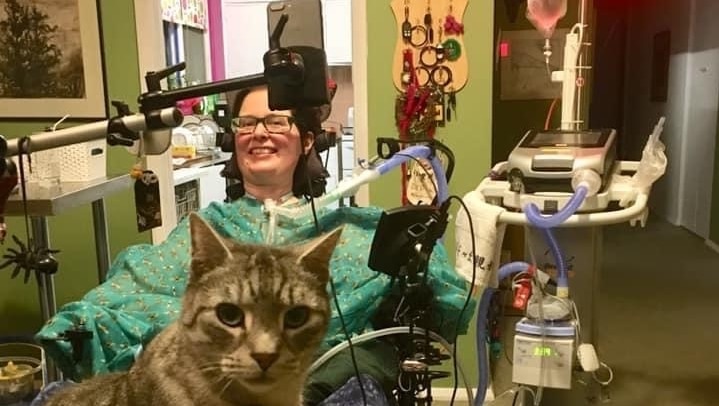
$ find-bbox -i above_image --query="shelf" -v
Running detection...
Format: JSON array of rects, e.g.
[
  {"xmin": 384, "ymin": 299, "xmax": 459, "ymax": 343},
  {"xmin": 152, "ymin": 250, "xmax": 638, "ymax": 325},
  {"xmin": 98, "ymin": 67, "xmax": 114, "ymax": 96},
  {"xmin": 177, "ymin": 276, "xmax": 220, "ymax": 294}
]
[{"xmin": 4, "ymin": 175, "xmax": 132, "ymax": 217}]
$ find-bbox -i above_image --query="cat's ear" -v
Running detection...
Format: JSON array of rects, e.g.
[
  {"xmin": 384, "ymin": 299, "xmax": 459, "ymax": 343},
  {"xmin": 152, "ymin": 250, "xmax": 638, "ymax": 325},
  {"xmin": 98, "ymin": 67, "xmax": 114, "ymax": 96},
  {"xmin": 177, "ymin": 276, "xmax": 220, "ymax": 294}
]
[
  {"xmin": 188, "ymin": 212, "xmax": 233, "ymax": 277},
  {"xmin": 295, "ymin": 227, "xmax": 343, "ymax": 284}
]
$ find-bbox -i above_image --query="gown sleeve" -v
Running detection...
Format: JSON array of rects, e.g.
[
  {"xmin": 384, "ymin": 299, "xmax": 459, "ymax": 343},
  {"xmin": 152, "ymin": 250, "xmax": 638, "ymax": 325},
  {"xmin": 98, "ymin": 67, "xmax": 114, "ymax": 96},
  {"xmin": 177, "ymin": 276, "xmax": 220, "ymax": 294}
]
[{"xmin": 36, "ymin": 211, "xmax": 202, "ymax": 379}]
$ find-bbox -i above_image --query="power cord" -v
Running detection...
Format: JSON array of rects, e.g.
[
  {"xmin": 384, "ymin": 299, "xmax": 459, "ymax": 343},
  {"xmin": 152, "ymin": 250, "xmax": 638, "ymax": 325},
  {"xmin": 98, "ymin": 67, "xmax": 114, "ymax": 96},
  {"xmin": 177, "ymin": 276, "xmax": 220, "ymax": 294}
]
[
  {"xmin": 303, "ymin": 150, "xmax": 367, "ymax": 406},
  {"xmin": 324, "ymin": 148, "xmax": 331, "ymax": 170},
  {"xmin": 511, "ymin": 386, "xmax": 536, "ymax": 406},
  {"xmin": 383, "ymin": 152, "xmax": 476, "ymax": 405},
  {"xmin": 571, "ymin": 300, "xmax": 614, "ymax": 387},
  {"xmin": 447, "ymin": 195, "xmax": 477, "ymax": 405},
  {"xmin": 524, "ymin": 227, "xmax": 547, "ymax": 406},
  {"xmin": 328, "ymin": 278, "xmax": 368, "ymax": 406},
  {"xmin": 396, "ymin": 151, "xmax": 477, "ymax": 405}
]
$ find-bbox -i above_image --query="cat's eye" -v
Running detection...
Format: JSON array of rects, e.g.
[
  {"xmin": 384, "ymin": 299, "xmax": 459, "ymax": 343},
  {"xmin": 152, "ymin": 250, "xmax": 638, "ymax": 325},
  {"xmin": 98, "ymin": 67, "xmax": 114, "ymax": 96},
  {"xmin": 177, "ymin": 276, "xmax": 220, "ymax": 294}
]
[
  {"xmin": 284, "ymin": 306, "xmax": 310, "ymax": 329},
  {"xmin": 216, "ymin": 303, "xmax": 244, "ymax": 327}
]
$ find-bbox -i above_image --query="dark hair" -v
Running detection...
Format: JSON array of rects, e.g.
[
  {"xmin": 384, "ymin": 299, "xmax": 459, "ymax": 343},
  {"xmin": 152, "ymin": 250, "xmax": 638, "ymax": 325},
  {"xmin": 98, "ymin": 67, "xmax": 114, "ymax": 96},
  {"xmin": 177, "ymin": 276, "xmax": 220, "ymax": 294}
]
[{"xmin": 221, "ymin": 87, "xmax": 329, "ymax": 200}]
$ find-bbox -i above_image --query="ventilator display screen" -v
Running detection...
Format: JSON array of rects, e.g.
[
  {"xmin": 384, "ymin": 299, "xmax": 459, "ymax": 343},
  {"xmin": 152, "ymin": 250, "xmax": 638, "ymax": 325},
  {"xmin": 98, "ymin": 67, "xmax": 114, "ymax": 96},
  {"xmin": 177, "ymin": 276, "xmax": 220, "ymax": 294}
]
[
  {"xmin": 533, "ymin": 346, "xmax": 554, "ymax": 357},
  {"xmin": 525, "ymin": 131, "xmax": 605, "ymax": 148}
]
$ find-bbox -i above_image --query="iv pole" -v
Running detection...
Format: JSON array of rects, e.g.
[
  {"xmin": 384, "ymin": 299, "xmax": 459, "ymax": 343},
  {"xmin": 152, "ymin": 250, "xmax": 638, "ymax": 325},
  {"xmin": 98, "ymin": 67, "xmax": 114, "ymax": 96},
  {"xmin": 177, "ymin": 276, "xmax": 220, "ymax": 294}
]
[{"xmin": 551, "ymin": 0, "xmax": 589, "ymax": 131}]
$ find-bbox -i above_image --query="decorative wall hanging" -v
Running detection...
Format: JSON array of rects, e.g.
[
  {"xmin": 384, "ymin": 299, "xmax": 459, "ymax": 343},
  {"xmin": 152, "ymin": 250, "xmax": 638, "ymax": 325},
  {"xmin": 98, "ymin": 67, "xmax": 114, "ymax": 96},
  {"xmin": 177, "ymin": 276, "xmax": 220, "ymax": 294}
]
[
  {"xmin": 391, "ymin": 0, "xmax": 469, "ymax": 93},
  {"xmin": 390, "ymin": 0, "xmax": 467, "ymax": 205},
  {"xmin": 391, "ymin": 0, "xmax": 468, "ymax": 137}
]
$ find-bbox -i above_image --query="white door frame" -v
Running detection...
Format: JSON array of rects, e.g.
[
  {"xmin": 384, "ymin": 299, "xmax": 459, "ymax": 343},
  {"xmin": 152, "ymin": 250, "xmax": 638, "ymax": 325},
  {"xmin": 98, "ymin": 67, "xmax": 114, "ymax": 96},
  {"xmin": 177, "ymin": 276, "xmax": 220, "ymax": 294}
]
[
  {"xmin": 677, "ymin": 0, "xmax": 718, "ymax": 239},
  {"xmin": 133, "ymin": 0, "xmax": 178, "ymax": 243},
  {"xmin": 350, "ymin": 0, "xmax": 369, "ymax": 206}
]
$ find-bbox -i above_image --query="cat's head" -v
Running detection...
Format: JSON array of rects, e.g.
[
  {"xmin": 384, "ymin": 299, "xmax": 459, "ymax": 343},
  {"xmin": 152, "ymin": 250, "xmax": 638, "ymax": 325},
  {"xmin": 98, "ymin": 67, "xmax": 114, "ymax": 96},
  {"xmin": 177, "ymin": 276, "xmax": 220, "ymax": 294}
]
[{"xmin": 179, "ymin": 213, "xmax": 340, "ymax": 398}]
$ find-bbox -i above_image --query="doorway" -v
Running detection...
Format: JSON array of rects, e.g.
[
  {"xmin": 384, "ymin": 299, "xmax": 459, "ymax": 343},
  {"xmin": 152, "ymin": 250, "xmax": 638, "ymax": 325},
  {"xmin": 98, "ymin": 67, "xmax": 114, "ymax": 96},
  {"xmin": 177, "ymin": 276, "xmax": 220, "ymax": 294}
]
[{"xmin": 590, "ymin": 0, "xmax": 718, "ymax": 238}]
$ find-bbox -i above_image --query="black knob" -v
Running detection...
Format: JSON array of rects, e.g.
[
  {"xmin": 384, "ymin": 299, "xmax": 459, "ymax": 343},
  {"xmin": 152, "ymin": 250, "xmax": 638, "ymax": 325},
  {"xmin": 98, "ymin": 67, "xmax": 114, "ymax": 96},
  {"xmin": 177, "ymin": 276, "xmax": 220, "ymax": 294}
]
[
  {"xmin": 37, "ymin": 253, "xmax": 58, "ymax": 275},
  {"xmin": 111, "ymin": 100, "xmax": 132, "ymax": 116}
]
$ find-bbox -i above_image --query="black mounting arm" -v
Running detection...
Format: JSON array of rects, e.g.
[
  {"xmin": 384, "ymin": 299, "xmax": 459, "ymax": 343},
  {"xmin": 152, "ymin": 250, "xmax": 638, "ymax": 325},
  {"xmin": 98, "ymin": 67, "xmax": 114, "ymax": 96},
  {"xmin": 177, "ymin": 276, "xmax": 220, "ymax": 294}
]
[
  {"xmin": 137, "ymin": 12, "xmax": 328, "ymax": 114},
  {"xmin": 368, "ymin": 200, "xmax": 454, "ymax": 405},
  {"xmin": 145, "ymin": 62, "xmax": 187, "ymax": 92},
  {"xmin": 39, "ymin": 322, "xmax": 94, "ymax": 366},
  {"xmin": 138, "ymin": 71, "xmax": 268, "ymax": 114}
]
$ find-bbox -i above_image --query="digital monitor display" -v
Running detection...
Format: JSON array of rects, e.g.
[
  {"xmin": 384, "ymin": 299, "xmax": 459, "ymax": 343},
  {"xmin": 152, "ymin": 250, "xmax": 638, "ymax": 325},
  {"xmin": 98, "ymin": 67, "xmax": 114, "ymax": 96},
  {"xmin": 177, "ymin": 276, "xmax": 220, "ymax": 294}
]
[
  {"xmin": 534, "ymin": 346, "xmax": 554, "ymax": 357},
  {"xmin": 527, "ymin": 131, "xmax": 604, "ymax": 148}
]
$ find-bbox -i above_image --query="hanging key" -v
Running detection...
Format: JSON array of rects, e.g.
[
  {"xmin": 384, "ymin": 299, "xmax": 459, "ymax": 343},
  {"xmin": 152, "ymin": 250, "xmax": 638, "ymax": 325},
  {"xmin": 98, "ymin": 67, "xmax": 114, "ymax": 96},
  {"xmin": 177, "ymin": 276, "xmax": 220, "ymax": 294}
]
[
  {"xmin": 450, "ymin": 89, "xmax": 457, "ymax": 120},
  {"xmin": 424, "ymin": 1, "xmax": 434, "ymax": 44},
  {"xmin": 436, "ymin": 23, "xmax": 446, "ymax": 62},
  {"xmin": 435, "ymin": 88, "xmax": 446, "ymax": 128},
  {"xmin": 402, "ymin": 2, "xmax": 412, "ymax": 43},
  {"xmin": 446, "ymin": 87, "xmax": 456, "ymax": 122}
]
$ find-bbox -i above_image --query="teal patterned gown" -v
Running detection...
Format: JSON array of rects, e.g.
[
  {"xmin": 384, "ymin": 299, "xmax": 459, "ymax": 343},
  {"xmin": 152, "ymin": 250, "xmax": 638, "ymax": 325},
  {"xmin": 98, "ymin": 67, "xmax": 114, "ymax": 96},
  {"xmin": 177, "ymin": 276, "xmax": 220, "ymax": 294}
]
[{"xmin": 36, "ymin": 197, "xmax": 474, "ymax": 379}]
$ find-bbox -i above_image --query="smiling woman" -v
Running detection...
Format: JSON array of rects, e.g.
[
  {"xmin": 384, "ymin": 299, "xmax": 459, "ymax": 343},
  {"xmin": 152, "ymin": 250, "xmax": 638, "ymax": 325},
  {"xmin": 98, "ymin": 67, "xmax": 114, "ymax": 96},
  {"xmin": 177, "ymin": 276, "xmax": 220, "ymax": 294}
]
[
  {"xmin": 221, "ymin": 85, "xmax": 330, "ymax": 201},
  {"xmin": 234, "ymin": 87, "xmax": 314, "ymax": 200}
]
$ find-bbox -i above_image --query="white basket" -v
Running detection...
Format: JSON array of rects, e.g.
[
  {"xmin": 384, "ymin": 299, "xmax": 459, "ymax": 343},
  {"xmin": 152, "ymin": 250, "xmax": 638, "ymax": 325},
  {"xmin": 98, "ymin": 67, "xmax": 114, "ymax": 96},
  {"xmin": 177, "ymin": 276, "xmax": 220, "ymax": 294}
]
[
  {"xmin": 12, "ymin": 150, "xmax": 59, "ymax": 185},
  {"xmin": 12, "ymin": 139, "xmax": 107, "ymax": 184},
  {"xmin": 58, "ymin": 138, "xmax": 107, "ymax": 182}
]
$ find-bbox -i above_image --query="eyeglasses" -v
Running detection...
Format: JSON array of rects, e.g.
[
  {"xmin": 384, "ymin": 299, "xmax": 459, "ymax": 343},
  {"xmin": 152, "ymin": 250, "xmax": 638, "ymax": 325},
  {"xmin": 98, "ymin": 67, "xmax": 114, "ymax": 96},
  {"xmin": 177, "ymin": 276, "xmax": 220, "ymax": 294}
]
[{"xmin": 231, "ymin": 114, "xmax": 295, "ymax": 135}]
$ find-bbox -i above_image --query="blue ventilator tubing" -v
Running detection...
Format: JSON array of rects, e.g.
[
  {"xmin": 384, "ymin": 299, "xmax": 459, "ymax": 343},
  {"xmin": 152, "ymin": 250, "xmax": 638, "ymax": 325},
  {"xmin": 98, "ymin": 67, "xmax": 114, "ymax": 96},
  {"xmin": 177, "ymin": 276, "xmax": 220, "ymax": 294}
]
[
  {"xmin": 523, "ymin": 185, "xmax": 588, "ymax": 289},
  {"xmin": 374, "ymin": 145, "xmax": 449, "ymax": 204},
  {"xmin": 523, "ymin": 186, "xmax": 589, "ymax": 228},
  {"xmin": 475, "ymin": 262, "xmax": 532, "ymax": 406},
  {"xmin": 540, "ymin": 227, "xmax": 567, "ymax": 288}
]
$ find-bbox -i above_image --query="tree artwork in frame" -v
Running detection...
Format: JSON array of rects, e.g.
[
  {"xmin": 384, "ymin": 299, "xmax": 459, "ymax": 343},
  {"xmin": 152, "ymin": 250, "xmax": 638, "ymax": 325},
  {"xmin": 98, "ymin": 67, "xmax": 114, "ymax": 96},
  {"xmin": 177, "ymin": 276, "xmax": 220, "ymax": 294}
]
[{"xmin": 0, "ymin": 0, "xmax": 106, "ymax": 118}]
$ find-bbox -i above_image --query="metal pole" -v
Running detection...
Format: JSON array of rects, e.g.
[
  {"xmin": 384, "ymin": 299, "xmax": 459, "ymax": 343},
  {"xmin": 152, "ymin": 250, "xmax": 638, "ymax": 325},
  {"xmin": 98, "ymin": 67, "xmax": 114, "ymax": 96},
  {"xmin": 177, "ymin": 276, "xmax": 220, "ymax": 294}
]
[
  {"xmin": 336, "ymin": 134, "xmax": 344, "ymax": 207},
  {"xmin": 576, "ymin": 0, "xmax": 589, "ymax": 130},
  {"xmin": 521, "ymin": 227, "xmax": 604, "ymax": 405},
  {"xmin": 5, "ymin": 107, "xmax": 182, "ymax": 157},
  {"xmin": 30, "ymin": 216, "xmax": 60, "ymax": 382},
  {"xmin": 91, "ymin": 199, "xmax": 110, "ymax": 282},
  {"xmin": 30, "ymin": 217, "xmax": 56, "ymax": 322}
]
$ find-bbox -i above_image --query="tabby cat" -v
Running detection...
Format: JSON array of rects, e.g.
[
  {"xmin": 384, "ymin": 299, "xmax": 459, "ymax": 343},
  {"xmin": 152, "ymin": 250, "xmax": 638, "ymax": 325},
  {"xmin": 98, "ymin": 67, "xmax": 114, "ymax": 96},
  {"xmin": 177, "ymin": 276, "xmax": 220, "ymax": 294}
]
[{"xmin": 45, "ymin": 212, "xmax": 341, "ymax": 406}]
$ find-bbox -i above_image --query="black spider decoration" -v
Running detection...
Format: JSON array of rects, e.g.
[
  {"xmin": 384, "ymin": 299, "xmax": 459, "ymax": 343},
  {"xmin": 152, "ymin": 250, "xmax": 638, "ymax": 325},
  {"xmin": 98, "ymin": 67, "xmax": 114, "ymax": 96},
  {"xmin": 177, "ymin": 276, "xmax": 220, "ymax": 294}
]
[
  {"xmin": 0, "ymin": 136, "xmax": 60, "ymax": 283},
  {"xmin": 0, "ymin": 234, "xmax": 59, "ymax": 283}
]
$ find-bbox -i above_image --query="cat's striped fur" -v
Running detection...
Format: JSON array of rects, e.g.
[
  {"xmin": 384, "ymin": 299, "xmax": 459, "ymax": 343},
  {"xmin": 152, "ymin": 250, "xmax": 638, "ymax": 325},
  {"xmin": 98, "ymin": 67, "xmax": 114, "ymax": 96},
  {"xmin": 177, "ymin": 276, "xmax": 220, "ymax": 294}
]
[{"xmin": 45, "ymin": 213, "xmax": 340, "ymax": 406}]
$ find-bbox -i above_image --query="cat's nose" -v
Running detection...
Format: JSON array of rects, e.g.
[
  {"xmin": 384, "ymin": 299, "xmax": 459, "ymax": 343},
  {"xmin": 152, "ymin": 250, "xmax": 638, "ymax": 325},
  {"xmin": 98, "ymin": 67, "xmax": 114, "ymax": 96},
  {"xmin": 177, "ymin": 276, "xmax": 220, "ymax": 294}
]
[{"xmin": 251, "ymin": 352, "xmax": 279, "ymax": 371}]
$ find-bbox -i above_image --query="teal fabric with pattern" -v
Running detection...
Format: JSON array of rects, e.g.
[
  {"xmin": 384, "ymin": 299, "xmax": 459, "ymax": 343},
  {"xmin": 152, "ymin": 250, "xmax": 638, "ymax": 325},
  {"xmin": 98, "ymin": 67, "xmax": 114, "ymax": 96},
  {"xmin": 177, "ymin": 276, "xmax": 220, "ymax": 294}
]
[{"xmin": 36, "ymin": 197, "xmax": 474, "ymax": 379}]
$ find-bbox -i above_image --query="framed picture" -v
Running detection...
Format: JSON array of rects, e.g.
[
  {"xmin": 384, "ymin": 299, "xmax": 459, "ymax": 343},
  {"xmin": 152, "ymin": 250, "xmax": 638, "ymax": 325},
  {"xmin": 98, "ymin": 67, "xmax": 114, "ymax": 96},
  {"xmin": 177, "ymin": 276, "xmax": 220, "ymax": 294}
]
[
  {"xmin": 0, "ymin": 0, "xmax": 106, "ymax": 118},
  {"xmin": 499, "ymin": 29, "xmax": 568, "ymax": 100}
]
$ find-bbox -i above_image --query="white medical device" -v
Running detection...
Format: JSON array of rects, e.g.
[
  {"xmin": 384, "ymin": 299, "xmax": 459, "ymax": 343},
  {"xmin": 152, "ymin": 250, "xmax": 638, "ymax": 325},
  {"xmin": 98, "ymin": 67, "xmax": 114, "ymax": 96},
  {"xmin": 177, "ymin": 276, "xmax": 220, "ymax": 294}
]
[
  {"xmin": 507, "ymin": 129, "xmax": 617, "ymax": 195},
  {"xmin": 512, "ymin": 318, "xmax": 576, "ymax": 390},
  {"xmin": 480, "ymin": 159, "xmax": 644, "ymax": 215}
]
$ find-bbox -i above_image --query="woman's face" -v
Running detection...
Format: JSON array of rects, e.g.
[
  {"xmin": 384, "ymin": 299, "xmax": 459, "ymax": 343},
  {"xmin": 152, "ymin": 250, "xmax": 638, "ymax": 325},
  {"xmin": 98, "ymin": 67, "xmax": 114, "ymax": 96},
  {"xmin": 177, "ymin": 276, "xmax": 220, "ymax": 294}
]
[{"xmin": 235, "ymin": 88, "xmax": 313, "ymax": 188}]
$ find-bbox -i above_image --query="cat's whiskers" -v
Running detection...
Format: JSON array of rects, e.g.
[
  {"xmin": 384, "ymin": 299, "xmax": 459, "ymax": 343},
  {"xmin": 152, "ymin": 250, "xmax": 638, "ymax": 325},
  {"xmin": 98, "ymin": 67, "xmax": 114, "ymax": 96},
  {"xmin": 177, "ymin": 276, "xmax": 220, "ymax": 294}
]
[
  {"xmin": 198, "ymin": 363, "xmax": 224, "ymax": 375},
  {"xmin": 206, "ymin": 370, "xmax": 238, "ymax": 399},
  {"xmin": 219, "ymin": 377, "xmax": 234, "ymax": 398},
  {"xmin": 197, "ymin": 361, "xmax": 223, "ymax": 369}
]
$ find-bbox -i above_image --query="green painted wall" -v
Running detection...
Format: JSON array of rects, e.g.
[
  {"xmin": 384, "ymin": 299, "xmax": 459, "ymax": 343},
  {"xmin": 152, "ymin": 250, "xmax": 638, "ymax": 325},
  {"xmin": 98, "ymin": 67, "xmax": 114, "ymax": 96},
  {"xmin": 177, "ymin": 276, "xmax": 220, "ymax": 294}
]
[
  {"xmin": 366, "ymin": 1, "xmax": 495, "ymax": 387},
  {"xmin": 0, "ymin": 0, "xmax": 150, "ymax": 336}
]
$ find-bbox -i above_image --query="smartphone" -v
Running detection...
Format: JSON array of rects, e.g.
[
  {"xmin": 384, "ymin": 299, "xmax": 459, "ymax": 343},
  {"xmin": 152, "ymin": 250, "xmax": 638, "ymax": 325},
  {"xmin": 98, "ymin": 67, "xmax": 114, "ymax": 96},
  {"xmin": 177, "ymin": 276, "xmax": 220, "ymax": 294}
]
[{"xmin": 267, "ymin": 0, "xmax": 324, "ymax": 50}]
